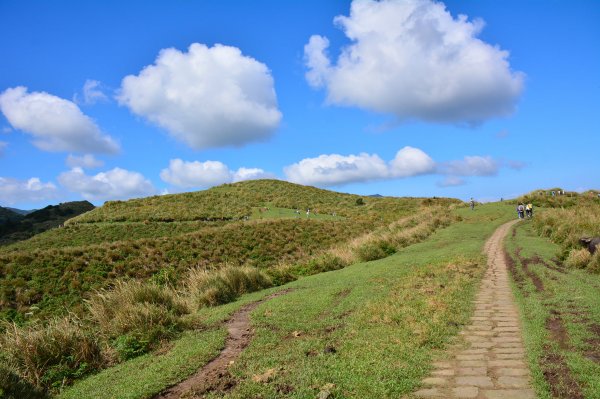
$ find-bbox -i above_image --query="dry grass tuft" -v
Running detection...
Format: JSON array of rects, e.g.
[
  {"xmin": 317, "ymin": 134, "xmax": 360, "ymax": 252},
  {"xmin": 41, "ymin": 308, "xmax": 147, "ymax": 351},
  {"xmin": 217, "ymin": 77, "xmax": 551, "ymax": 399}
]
[
  {"xmin": 565, "ymin": 249, "xmax": 592, "ymax": 269},
  {"xmin": 87, "ymin": 281, "xmax": 189, "ymax": 360},
  {"xmin": 183, "ymin": 266, "xmax": 272, "ymax": 308},
  {"xmin": 0, "ymin": 317, "xmax": 103, "ymax": 390}
]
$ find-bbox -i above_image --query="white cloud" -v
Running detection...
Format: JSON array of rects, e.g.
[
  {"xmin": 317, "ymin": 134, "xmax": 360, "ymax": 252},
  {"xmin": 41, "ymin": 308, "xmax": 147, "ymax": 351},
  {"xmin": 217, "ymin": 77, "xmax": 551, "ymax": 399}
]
[
  {"xmin": 160, "ymin": 159, "xmax": 274, "ymax": 188},
  {"xmin": 389, "ymin": 146, "xmax": 436, "ymax": 177},
  {"xmin": 284, "ymin": 152, "xmax": 390, "ymax": 187},
  {"xmin": 1, "ymin": 126, "xmax": 12, "ymax": 134},
  {"xmin": 58, "ymin": 167, "xmax": 155, "ymax": 201},
  {"xmin": 437, "ymin": 176, "xmax": 465, "ymax": 187},
  {"xmin": 233, "ymin": 167, "xmax": 275, "ymax": 182},
  {"xmin": 76, "ymin": 79, "xmax": 108, "ymax": 105},
  {"xmin": 284, "ymin": 146, "xmax": 437, "ymax": 187},
  {"xmin": 66, "ymin": 154, "xmax": 104, "ymax": 169},
  {"xmin": 441, "ymin": 155, "xmax": 499, "ymax": 176},
  {"xmin": 0, "ymin": 86, "xmax": 119, "ymax": 153},
  {"xmin": 160, "ymin": 159, "xmax": 233, "ymax": 188},
  {"xmin": 117, "ymin": 43, "xmax": 282, "ymax": 150},
  {"xmin": 0, "ymin": 176, "xmax": 58, "ymax": 205},
  {"xmin": 304, "ymin": 0, "xmax": 524, "ymax": 124}
]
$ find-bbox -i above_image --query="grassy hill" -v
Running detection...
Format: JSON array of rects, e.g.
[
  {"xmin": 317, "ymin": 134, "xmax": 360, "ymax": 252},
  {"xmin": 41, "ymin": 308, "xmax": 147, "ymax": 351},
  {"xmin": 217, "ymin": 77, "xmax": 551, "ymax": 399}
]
[
  {"xmin": 0, "ymin": 201, "xmax": 95, "ymax": 247},
  {"xmin": 0, "ymin": 180, "xmax": 459, "ymax": 323}
]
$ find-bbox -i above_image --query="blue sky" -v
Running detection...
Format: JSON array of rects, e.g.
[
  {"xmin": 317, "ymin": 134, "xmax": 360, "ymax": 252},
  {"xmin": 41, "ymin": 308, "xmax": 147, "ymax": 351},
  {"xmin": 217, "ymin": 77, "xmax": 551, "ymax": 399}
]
[{"xmin": 1, "ymin": 0, "xmax": 598, "ymax": 209}]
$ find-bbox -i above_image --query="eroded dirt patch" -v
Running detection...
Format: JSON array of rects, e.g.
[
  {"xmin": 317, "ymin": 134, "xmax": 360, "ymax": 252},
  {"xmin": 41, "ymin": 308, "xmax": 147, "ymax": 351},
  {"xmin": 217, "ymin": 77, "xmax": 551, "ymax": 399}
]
[
  {"xmin": 541, "ymin": 346, "xmax": 585, "ymax": 399},
  {"xmin": 515, "ymin": 247, "xmax": 545, "ymax": 292},
  {"xmin": 546, "ymin": 310, "xmax": 571, "ymax": 350},
  {"xmin": 153, "ymin": 289, "xmax": 292, "ymax": 399}
]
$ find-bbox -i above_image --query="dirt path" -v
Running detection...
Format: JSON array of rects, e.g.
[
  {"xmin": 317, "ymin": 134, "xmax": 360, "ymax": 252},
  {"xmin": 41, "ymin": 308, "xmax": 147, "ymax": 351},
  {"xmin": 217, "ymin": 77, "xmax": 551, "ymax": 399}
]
[
  {"xmin": 153, "ymin": 289, "xmax": 290, "ymax": 399},
  {"xmin": 413, "ymin": 220, "xmax": 537, "ymax": 399}
]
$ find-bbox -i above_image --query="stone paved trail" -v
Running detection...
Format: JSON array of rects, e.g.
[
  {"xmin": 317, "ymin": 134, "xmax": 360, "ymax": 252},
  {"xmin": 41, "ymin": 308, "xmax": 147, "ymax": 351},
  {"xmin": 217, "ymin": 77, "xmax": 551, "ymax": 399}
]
[{"xmin": 413, "ymin": 220, "xmax": 537, "ymax": 399}]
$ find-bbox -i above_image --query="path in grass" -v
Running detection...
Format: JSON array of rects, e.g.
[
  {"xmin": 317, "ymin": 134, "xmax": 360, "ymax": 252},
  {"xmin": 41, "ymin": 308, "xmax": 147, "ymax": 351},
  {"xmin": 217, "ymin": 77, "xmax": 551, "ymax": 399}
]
[
  {"xmin": 153, "ymin": 289, "xmax": 291, "ymax": 399},
  {"xmin": 414, "ymin": 220, "xmax": 536, "ymax": 399}
]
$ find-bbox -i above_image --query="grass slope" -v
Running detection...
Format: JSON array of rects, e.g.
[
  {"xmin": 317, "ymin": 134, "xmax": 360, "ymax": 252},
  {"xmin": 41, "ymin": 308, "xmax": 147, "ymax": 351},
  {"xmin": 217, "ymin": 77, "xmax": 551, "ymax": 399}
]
[
  {"xmin": 505, "ymin": 221, "xmax": 600, "ymax": 399},
  {"xmin": 1, "ymin": 180, "xmax": 457, "ymax": 322},
  {"xmin": 59, "ymin": 203, "xmax": 514, "ymax": 399}
]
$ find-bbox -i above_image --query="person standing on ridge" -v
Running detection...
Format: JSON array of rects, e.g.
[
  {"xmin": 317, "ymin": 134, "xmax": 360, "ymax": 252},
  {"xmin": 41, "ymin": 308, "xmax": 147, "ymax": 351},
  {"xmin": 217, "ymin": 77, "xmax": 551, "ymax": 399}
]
[
  {"xmin": 517, "ymin": 203, "xmax": 525, "ymax": 219},
  {"xmin": 470, "ymin": 198, "xmax": 475, "ymax": 210}
]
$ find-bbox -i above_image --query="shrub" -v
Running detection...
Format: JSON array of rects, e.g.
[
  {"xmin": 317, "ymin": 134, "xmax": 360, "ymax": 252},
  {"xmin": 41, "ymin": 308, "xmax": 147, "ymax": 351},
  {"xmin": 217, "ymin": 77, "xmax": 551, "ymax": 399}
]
[
  {"xmin": 0, "ymin": 317, "xmax": 103, "ymax": 390},
  {"xmin": 588, "ymin": 251, "xmax": 600, "ymax": 273},
  {"xmin": 357, "ymin": 240, "xmax": 396, "ymax": 262},
  {"xmin": 0, "ymin": 366, "xmax": 46, "ymax": 399},
  {"xmin": 87, "ymin": 281, "xmax": 189, "ymax": 360},
  {"xmin": 184, "ymin": 266, "xmax": 272, "ymax": 308},
  {"xmin": 565, "ymin": 249, "xmax": 591, "ymax": 269}
]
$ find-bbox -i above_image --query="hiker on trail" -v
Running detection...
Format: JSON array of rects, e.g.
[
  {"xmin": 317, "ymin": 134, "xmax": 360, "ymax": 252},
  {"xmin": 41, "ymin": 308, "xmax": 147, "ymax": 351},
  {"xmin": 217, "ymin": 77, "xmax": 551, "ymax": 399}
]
[
  {"xmin": 470, "ymin": 198, "xmax": 475, "ymax": 210},
  {"xmin": 306, "ymin": 208, "xmax": 310, "ymax": 218},
  {"xmin": 517, "ymin": 203, "xmax": 525, "ymax": 219},
  {"xmin": 525, "ymin": 203, "xmax": 533, "ymax": 218}
]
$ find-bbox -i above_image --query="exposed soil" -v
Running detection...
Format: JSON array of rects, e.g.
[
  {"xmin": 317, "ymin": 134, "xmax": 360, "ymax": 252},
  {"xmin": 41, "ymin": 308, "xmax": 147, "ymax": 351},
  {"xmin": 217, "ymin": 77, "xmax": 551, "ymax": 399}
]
[
  {"xmin": 546, "ymin": 310, "xmax": 571, "ymax": 350},
  {"xmin": 507, "ymin": 226, "xmax": 586, "ymax": 398},
  {"xmin": 515, "ymin": 247, "xmax": 545, "ymax": 292},
  {"xmin": 585, "ymin": 324, "xmax": 600, "ymax": 364},
  {"xmin": 153, "ymin": 289, "xmax": 292, "ymax": 399},
  {"xmin": 541, "ymin": 346, "xmax": 585, "ymax": 399}
]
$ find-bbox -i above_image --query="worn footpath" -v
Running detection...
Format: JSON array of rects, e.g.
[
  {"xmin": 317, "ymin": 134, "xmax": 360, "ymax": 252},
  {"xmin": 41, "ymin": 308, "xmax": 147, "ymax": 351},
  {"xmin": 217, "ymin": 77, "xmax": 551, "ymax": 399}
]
[{"xmin": 412, "ymin": 220, "xmax": 536, "ymax": 399}]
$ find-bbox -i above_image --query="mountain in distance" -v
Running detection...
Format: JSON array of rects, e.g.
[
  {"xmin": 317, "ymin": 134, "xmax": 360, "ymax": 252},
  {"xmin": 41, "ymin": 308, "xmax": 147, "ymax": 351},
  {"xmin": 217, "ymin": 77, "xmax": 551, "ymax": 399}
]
[
  {"xmin": 5, "ymin": 207, "xmax": 36, "ymax": 215},
  {"xmin": 0, "ymin": 201, "xmax": 95, "ymax": 246},
  {"xmin": 0, "ymin": 207, "xmax": 24, "ymax": 224}
]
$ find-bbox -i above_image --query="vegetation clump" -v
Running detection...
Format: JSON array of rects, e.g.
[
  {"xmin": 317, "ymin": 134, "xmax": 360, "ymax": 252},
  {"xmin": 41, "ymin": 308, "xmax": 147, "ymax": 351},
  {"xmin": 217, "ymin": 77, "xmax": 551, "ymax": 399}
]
[
  {"xmin": 524, "ymin": 190, "xmax": 600, "ymax": 271},
  {"xmin": 0, "ymin": 317, "xmax": 103, "ymax": 390},
  {"xmin": 184, "ymin": 266, "xmax": 272, "ymax": 308},
  {"xmin": 87, "ymin": 281, "xmax": 189, "ymax": 360}
]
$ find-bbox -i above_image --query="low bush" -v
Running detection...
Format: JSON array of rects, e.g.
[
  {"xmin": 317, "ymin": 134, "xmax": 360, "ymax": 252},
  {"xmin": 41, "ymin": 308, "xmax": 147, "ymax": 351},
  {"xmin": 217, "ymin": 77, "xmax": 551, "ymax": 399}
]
[
  {"xmin": 0, "ymin": 365, "xmax": 46, "ymax": 399},
  {"xmin": 87, "ymin": 281, "xmax": 189, "ymax": 360},
  {"xmin": 357, "ymin": 240, "xmax": 396, "ymax": 262},
  {"xmin": 184, "ymin": 266, "xmax": 272, "ymax": 308},
  {"xmin": 0, "ymin": 317, "xmax": 103, "ymax": 390},
  {"xmin": 532, "ymin": 195, "xmax": 600, "ymax": 270},
  {"xmin": 565, "ymin": 249, "xmax": 592, "ymax": 269},
  {"xmin": 588, "ymin": 251, "xmax": 600, "ymax": 273}
]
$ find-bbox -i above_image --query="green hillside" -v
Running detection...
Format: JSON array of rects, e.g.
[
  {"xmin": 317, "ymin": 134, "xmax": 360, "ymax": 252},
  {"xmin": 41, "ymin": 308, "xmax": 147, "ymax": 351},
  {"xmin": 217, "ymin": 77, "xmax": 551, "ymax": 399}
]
[
  {"xmin": 0, "ymin": 201, "xmax": 95, "ymax": 247},
  {"xmin": 0, "ymin": 180, "xmax": 459, "ymax": 322}
]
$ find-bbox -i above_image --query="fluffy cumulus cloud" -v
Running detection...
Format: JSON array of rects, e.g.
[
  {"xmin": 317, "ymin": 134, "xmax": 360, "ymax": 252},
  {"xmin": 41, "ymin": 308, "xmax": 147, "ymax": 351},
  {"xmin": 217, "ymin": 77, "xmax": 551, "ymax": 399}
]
[
  {"xmin": 0, "ymin": 177, "xmax": 58, "ymax": 205},
  {"xmin": 0, "ymin": 87, "xmax": 119, "ymax": 153},
  {"xmin": 284, "ymin": 146, "xmax": 435, "ymax": 187},
  {"xmin": 58, "ymin": 167, "xmax": 155, "ymax": 201},
  {"xmin": 304, "ymin": 0, "xmax": 524, "ymax": 124},
  {"xmin": 160, "ymin": 159, "xmax": 233, "ymax": 188},
  {"xmin": 389, "ymin": 146, "xmax": 436, "ymax": 177},
  {"xmin": 160, "ymin": 159, "xmax": 274, "ymax": 188},
  {"xmin": 232, "ymin": 167, "xmax": 275, "ymax": 182},
  {"xmin": 284, "ymin": 152, "xmax": 389, "ymax": 187},
  {"xmin": 66, "ymin": 154, "xmax": 104, "ymax": 169},
  {"xmin": 118, "ymin": 43, "xmax": 282, "ymax": 150},
  {"xmin": 440, "ymin": 155, "xmax": 499, "ymax": 176}
]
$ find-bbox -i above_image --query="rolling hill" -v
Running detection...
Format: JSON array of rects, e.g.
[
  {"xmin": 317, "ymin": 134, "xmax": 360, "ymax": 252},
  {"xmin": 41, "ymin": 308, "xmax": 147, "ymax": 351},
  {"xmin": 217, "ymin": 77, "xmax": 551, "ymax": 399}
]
[{"xmin": 0, "ymin": 201, "xmax": 95, "ymax": 247}]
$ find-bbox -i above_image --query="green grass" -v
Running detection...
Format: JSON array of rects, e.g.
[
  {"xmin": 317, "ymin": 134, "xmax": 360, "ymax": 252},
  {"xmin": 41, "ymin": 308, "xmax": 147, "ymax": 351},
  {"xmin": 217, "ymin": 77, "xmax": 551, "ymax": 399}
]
[
  {"xmin": 57, "ymin": 328, "xmax": 226, "ymax": 399},
  {"xmin": 60, "ymin": 202, "xmax": 514, "ymax": 398},
  {"xmin": 506, "ymin": 221, "xmax": 600, "ymax": 399},
  {"xmin": 249, "ymin": 206, "xmax": 342, "ymax": 221}
]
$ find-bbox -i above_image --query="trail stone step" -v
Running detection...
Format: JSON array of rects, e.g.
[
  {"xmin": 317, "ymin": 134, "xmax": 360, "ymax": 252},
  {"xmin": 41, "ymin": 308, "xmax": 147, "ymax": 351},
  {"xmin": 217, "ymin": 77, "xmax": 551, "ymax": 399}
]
[{"xmin": 407, "ymin": 220, "xmax": 536, "ymax": 399}]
